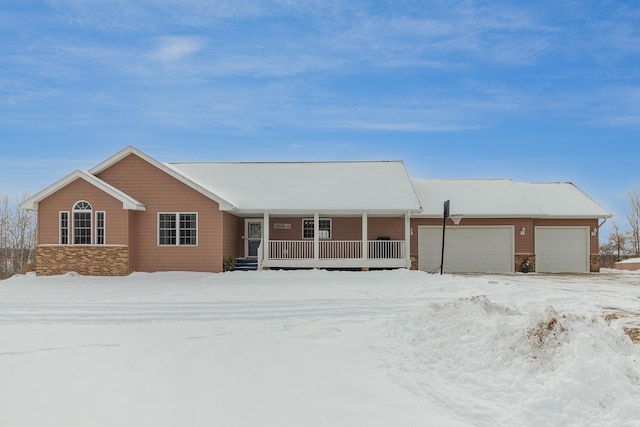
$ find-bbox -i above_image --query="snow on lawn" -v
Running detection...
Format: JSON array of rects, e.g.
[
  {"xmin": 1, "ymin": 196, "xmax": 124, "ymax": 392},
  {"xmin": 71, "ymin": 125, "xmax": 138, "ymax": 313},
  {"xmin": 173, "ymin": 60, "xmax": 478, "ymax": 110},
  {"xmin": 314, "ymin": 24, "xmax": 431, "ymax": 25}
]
[{"xmin": 1, "ymin": 270, "xmax": 640, "ymax": 427}]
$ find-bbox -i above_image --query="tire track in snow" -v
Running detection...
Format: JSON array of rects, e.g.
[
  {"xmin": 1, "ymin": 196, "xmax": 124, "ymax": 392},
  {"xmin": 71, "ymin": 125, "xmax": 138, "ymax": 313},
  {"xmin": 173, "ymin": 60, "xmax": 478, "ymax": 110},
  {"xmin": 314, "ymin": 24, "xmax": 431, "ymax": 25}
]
[{"xmin": 0, "ymin": 298, "xmax": 422, "ymax": 324}]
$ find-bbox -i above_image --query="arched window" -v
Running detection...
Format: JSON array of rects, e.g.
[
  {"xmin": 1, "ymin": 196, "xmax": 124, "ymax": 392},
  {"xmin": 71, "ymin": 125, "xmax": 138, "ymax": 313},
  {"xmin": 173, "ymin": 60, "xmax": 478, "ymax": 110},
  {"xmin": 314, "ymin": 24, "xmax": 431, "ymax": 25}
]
[{"xmin": 73, "ymin": 201, "xmax": 92, "ymax": 244}]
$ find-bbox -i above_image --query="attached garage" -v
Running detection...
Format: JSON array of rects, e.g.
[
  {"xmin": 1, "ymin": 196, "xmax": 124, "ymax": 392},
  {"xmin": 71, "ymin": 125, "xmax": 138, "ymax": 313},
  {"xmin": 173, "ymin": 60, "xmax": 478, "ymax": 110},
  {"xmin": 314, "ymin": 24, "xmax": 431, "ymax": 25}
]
[
  {"xmin": 535, "ymin": 226, "xmax": 590, "ymax": 273},
  {"xmin": 418, "ymin": 226, "xmax": 514, "ymax": 273}
]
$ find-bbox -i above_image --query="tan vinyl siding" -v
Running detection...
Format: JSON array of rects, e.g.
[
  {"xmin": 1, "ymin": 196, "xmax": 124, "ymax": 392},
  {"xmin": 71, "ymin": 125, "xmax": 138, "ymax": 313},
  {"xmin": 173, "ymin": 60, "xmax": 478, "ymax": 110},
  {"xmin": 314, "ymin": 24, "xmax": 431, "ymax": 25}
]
[
  {"xmin": 268, "ymin": 216, "xmax": 405, "ymax": 241},
  {"xmin": 38, "ymin": 178, "xmax": 130, "ymax": 245},
  {"xmin": 368, "ymin": 217, "xmax": 405, "ymax": 240},
  {"xmin": 223, "ymin": 212, "xmax": 241, "ymax": 260},
  {"xmin": 97, "ymin": 153, "xmax": 224, "ymax": 273}
]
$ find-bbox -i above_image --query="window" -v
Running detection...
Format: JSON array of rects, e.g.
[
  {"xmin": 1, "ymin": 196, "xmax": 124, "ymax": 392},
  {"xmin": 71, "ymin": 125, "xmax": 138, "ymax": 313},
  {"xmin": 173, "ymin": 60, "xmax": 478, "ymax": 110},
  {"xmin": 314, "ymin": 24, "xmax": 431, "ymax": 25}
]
[
  {"xmin": 73, "ymin": 201, "xmax": 92, "ymax": 244},
  {"xmin": 60, "ymin": 211, "xmax": 69, "ymax": 244},
  {"xmin": 96, "ymin": 211, "xmax": 106, "ymax": 245},
  {"xmin": 303, "ymin": 218, "xmax": 331, "ymax": 239},
  {"xmin": 158, "ymin": 213, "xmax": 197, "ymax": 246}
]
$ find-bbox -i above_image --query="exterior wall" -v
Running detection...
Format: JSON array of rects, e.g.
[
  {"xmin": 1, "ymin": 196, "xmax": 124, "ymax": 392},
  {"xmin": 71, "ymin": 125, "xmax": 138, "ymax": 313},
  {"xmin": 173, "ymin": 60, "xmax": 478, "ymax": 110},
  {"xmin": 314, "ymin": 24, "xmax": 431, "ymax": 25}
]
[
  {"xmin": 96, "ymin": 153, "xmax": 224, "ymax": 273},
  {"xmin": 37, "ymin": 178, "xmax": 130, "ymax": 245},
  {"xmin": 223, "ymin": 212, "xmax": 241, "ymax": 262},
  {"xmin": 615, "ymin": 261, "xmax": 640, "ymax": 271},
  {"xmin": 268, "ymin": 216, "xmax": 405, "ymax": 241},
  {"xmin": 410, "ymin": 217, "xmax": 600, "ymax": 273},
  {"xmin": 36, "ymin": 245, "xmax": 129, "ymax": 276}
]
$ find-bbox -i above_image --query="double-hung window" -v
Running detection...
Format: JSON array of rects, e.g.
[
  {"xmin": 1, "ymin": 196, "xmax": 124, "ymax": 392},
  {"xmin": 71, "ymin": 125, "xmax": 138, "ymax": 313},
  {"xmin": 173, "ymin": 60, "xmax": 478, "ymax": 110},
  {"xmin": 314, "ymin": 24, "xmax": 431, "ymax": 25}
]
[
  {"xmin": 302, "ymin": 218, "xmax": 331, "ymax": 239},
  {"xmin": 59, "ymin": 211, "xmax": 69, "ymax": 244},
  {"xmin": 158, "ymin": 213, "xmax": 198, "ymax": 246},
  {"xmin": 95, "ymin": 211, "xmax": 106, "ymax": 245}
]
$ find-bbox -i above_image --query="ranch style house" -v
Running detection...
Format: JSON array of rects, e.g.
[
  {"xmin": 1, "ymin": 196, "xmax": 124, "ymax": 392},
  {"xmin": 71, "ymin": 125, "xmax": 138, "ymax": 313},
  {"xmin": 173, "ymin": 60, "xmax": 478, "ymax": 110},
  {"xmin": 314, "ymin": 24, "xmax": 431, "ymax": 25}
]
[{"xmin": 21, "ymin": 146, "xmax": 612, "ymax": 276}]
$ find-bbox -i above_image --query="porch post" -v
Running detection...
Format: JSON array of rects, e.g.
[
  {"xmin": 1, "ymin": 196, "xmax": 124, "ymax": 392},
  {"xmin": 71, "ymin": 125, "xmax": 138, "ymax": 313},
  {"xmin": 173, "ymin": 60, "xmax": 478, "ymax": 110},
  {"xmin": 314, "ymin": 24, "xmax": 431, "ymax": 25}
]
[
  {"xmin": 405, "ymin": 211, "xmax": 411, "ymax": 269},
  {"xmin": 362, "ymin": 213, "xmax": 368, "ymax": 260},
  {"xmin": 263, "ymin": 213, "xmax": 270, "ymax": 261},
  {"xmin": 314, "ymin": 212, "xmax": 320, "ymax": 261}
]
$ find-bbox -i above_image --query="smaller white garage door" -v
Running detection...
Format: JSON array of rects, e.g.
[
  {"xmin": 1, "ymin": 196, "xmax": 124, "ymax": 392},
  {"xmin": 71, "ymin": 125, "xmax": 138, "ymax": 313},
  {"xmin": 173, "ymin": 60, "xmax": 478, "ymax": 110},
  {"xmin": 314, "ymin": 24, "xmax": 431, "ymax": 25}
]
[
  {"xmin": 418, "ymin": 226, "xmax": 514, "ymax": 273},
  {"xmin": 535, "ymin": 227, "xmax": 589, "ymax": 273}
]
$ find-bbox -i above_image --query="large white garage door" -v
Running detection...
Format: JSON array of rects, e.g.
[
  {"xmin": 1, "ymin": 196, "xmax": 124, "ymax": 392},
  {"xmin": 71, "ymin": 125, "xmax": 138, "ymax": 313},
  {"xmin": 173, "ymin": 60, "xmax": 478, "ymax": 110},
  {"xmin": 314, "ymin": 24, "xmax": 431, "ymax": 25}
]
[
  {"xmin": 535, "ymin": 227, "xmax": 589, "ymax": 273},
  {"xmin": 418, "ymin": 226, "xmax": 514, "ymax": 273}
]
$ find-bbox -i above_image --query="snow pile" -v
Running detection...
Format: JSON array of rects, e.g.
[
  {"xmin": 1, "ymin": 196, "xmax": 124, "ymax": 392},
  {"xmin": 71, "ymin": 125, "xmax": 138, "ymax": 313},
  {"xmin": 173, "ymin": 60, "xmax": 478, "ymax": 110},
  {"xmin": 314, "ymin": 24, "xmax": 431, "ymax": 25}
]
[
  {"xmin": 1, "ymin": 270, "xmax": 640, "ymax": 426},
  {"xmin": 372, "ymin": 294, "xmax": 640, "ymax": 426}
]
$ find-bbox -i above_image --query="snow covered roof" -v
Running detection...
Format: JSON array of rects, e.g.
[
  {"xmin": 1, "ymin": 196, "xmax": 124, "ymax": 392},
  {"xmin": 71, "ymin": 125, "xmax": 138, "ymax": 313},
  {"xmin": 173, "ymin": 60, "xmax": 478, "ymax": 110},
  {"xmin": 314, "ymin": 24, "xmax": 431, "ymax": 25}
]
[
  {"xmin": 20, "ymin": 170, "xmax": 146, "ymax": 211},
  {"xmin": 168, "ymin": 161, "xmax": 422, "ymax": 213},
  {"xmin": 412, "ymin": 179, "xmax": 612, "ymax": 218}
]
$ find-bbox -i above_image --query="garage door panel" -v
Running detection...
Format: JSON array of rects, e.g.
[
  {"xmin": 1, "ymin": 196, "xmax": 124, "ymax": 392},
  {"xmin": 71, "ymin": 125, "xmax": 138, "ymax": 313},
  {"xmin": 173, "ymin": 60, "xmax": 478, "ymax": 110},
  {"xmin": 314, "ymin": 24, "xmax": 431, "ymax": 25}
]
[
  {"xmin": 535, "ymin": 227, "xmax": 589, "ymax": 273},
  {"xmin": 418, "ymin": 226, "xmax": 514, "ymax": 273}
]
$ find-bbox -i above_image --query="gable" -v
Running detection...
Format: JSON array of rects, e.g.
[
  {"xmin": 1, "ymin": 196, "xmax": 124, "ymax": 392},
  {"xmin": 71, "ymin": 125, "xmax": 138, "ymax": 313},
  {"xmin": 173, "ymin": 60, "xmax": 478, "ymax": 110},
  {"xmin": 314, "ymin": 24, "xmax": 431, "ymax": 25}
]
[
  {"xmin": 20, "ymin": 170, "xmax": 145, "ymax": 212},
  {"xmin": 90, "ymin": 146, "xmax": 235, "ymax": 210}
]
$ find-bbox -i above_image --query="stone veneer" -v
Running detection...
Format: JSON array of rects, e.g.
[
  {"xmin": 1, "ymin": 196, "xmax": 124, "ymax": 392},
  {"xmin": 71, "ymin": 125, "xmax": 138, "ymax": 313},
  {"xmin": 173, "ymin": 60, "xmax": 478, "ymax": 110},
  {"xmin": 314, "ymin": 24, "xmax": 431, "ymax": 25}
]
[
  {"xmin": 36, "ymin": 245, "xmax": 130, "ymax": 276},
  {"xmin": 590, "ymin": 254, "xmax": 601, "ymax": 273}
]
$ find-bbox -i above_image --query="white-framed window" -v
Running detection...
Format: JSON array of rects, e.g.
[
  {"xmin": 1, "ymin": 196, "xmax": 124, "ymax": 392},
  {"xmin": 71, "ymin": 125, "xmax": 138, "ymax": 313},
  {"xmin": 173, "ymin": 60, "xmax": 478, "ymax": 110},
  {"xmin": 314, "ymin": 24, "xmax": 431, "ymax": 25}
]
[
  {"xmin": 73, "ymin": 201, "xmax": 92, "ymax": 244},
  {"xmin": 96, "ymin": 211, "xmax": 106, "ymax": 245},
  {"xmin": 302, "ymin": 218, "xmax": 332, "ymax": 239},
  {"xmin": 59, "ymin": 211, "xmax": 69, "ymax": 244},
  {"xmin": 158, "ymin": 213, "xmax": 198, "ymax": 246}
]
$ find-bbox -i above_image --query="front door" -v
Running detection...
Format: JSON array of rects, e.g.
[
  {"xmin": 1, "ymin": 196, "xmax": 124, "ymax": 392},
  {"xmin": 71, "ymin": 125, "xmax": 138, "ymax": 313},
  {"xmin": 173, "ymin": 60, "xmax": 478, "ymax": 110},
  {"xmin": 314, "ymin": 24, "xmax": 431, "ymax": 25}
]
[{"xmin": 245, "ymin": 219, "xmax": 263, "ymax": 259}]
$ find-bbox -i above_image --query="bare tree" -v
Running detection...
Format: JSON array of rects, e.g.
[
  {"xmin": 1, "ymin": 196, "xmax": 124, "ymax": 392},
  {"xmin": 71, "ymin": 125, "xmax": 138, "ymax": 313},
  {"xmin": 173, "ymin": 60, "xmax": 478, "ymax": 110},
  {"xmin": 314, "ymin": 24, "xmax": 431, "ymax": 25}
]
[
  {"xmin": 0, "ymin": 194, "xmax": 37, "ymax": 279},
  {"xmin": 627, "ymin": 189, "xmax": 640, "ymax": 257},
  {"xmin": 600, "ymin": 220, "xmax": 628, "ymax": 268}
]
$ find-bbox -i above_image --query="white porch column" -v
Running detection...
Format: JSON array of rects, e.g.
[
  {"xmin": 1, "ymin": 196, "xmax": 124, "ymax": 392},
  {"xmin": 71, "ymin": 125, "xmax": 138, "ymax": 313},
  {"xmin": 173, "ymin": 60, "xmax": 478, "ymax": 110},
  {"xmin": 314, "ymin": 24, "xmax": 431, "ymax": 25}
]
[
  {"xmin": 314, "ymin": 212, "xmax": 320, "ymax": 260},
  {"xmin": 362, "ymin": 213, "xmax": 368, "ymax": 260},
  {"xmin": 263, "ymin": 213, "xmax": 270, "ymax": 261},
  {"xmin": 405, "ymin": 211, "xmax": 411, "ymax": 269}
]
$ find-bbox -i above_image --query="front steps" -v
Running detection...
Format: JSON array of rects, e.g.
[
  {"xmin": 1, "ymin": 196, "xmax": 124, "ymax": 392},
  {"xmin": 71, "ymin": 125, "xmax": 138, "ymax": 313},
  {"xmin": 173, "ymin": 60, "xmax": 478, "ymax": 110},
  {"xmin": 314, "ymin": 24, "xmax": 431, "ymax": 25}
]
[{"xmin": 232, "ymin": 258, "xmax": 259, "ymax": 271}]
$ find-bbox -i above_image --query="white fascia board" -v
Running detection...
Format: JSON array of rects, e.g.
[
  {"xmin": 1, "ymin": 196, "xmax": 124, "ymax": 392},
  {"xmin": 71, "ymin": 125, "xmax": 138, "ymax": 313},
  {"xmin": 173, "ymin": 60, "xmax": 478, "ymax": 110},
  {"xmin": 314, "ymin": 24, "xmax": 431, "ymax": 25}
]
[
  {"xmin": 19, "ymin": 170, "xmax": 146, "ymax": 211},
  {"xmin": 88, "ymin": 145, "xmax": 236, "ymax": 211},
  {"xmin": 237, "ymin": 208, "xmax": 418, "ymax": 217}
]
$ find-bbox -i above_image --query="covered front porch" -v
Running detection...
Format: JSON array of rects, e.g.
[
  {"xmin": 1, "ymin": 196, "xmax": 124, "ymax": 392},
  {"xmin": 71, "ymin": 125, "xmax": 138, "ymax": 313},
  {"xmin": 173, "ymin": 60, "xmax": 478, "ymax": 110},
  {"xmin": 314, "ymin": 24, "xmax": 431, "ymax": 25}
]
[{"xmin": 249, "ymin": 212, "xmax": 411, "ymax": 270}]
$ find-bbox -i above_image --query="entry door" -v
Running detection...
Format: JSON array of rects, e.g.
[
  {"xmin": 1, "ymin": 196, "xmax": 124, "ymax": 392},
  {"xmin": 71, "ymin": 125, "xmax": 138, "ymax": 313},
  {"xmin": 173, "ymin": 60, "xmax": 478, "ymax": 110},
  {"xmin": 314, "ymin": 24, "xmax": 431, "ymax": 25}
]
[{"xmin": 245, "ymin": 219, "xmax": 263, "ymax": 258}]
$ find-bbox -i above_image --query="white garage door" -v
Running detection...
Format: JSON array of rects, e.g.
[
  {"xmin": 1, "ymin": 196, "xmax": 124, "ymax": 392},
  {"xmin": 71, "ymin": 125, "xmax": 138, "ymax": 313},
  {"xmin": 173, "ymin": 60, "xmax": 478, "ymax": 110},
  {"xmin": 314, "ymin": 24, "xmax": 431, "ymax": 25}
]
[
  {"xmin": 418, "ymin": 226, "xmax": 514, "ymax": 273},
  {"xmin": 535, "ymin": 227, "xmax": 589, "ymax": 273}
]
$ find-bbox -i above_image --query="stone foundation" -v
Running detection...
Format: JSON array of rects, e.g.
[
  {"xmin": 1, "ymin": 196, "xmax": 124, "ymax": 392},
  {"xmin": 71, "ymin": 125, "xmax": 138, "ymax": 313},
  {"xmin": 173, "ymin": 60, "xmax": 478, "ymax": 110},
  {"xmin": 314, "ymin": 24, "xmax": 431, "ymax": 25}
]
[
  {"xmin": 515, "ymin": 253, "xmax": 535, "ymax": 273},
  {"xmin": 36, "ymin": 245, "xmax": 130, "ymax": 276},
  {"xmin": 590, "ymin": 254, "xmax": 601, "ymax": 273}
]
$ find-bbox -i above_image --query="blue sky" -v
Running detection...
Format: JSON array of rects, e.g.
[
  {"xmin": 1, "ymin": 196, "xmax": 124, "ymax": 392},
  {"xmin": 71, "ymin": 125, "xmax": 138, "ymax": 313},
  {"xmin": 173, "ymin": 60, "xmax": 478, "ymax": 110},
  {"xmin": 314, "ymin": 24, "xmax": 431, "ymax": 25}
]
[{"xmin": 1, "ymin": 1, "xmax": 639, "ymax": 236}]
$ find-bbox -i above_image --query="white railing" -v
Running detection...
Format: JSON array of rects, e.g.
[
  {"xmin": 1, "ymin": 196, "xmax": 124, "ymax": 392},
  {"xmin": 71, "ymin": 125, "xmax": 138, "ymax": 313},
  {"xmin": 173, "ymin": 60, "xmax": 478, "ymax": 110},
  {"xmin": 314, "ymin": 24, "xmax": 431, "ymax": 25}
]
[
  {"xmin": 368, "ymin": 240, "xmax": 405, "ymax": 259},
  {"xmin": 266, "ymin": 240, "xmax": 404, "ymax": 260},
  {"xmin": 320, "ymin": 240, "xmax": 362, "ymax": 259},
  {"xmin": 269, "ymin": 240, "xmax": 314, "ymax": 259}
]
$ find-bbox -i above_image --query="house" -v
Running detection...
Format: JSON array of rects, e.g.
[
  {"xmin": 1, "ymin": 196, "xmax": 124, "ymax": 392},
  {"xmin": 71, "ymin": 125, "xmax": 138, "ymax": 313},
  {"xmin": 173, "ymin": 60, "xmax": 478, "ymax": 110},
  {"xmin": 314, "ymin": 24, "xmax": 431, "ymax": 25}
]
[{"xmin": 20, "ymin": 146, "xmax": 612, "ymax": 276}]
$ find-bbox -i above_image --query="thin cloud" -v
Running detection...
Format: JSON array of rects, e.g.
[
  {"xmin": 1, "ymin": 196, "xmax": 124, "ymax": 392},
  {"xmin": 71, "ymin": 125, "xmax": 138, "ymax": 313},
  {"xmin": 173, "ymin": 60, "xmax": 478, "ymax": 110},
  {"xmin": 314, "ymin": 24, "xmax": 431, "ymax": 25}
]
[{"xmin": 149, "ymin": 36, "xmax": 206, "ymax": 62}]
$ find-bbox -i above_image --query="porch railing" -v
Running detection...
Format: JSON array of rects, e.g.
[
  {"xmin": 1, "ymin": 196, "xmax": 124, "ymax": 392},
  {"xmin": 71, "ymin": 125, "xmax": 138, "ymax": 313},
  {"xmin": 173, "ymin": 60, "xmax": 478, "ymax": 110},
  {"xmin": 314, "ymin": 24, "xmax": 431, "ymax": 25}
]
[{"xmin": 267, "ymin": 240, "xmax": 405, "ymax": 260}]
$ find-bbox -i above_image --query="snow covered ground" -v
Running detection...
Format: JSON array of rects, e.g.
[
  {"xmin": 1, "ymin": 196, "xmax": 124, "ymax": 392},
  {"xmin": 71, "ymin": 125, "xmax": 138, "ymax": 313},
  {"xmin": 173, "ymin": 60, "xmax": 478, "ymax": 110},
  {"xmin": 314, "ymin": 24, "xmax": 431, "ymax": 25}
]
[{"xmin": 1, "ymin": 269, "xmax": 639, "ymax": 427}]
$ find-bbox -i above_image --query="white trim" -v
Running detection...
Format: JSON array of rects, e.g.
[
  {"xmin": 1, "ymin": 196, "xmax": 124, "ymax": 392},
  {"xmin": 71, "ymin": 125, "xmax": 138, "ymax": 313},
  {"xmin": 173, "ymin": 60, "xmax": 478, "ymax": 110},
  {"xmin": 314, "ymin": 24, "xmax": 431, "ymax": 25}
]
[
  {"xmin": 244, "ymin": 218, "xmax": 264, "ymax": 259},
  {"xmin": 302, "ymin": 217, "xmax": 332, "ymax": 240},
  {"xmin": 89, "ymin": 146, "xmax": 236, "ymax": 211},
  {"xmin": 59, "ymin": 211, "xmax": 69, "ymax": 245},
  {"xmin": 534, "ymin": 226, "xmax": 590, "ymax": 273},
  {"xmin": 20, "ymin": 170, "xmax": 146, "ymax": 212},
  {"xmin": 157, "ymin": 212, "xmax": 199, "ymax": 247},
  {"xmin": 72, "ymin": 200, "xmax": 93, "ymax": 245},
  {"xmin": 95, "ymin": 211, "xmax": 106, "ymax": 245}
]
